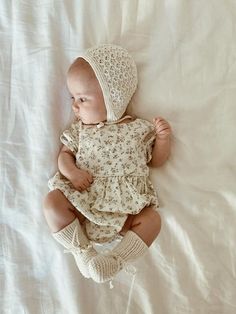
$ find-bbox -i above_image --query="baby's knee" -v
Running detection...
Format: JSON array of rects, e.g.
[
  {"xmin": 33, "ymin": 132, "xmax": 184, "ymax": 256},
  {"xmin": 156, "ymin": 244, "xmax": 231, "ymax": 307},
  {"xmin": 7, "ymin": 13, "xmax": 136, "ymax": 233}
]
[
  {"xmin": 145, "ymin": 207, "xmax": 162, "ymax": 233},
  {"xmin": 152, "ymin": 210, "xmax": 161, "ymax": 233},
  {"xmin": 43, "ymin": 190, "xmax": 60, "ymax": 212}
]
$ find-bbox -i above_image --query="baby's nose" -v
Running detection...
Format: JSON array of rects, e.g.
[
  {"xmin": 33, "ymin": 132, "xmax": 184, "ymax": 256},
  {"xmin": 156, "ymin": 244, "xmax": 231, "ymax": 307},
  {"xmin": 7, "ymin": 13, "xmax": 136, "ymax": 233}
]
[
  {"xmin": 73, "ymin": 100, "xmax": 80, "ymax": 108},
  {"xmin": 72, "ymin": 102, "xmax": 80, "ymax": 112}
]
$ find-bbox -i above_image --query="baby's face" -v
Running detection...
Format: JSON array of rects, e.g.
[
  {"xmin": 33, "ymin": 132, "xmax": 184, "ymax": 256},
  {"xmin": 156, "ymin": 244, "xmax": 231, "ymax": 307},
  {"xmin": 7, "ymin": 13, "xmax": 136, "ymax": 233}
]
[{"xmin": 67, "ymin": 58, "xmax": 107, "ymax": 124}]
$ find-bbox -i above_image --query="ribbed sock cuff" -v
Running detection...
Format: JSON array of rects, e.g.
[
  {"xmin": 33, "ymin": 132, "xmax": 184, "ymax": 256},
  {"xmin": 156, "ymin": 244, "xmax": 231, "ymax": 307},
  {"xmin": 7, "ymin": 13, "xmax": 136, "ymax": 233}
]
[
  {"xmin": 113, "ymin": 230, "xmax": 148, "ymax": 262},
  {"xmin": 52, "ymin": 218, "xmax": 89, "ymax": 249}
]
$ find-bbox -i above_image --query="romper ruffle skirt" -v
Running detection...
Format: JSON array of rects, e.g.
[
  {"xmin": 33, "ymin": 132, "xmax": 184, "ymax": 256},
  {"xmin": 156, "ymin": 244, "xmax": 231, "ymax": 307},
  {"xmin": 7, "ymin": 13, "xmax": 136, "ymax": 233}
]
[{"xmin": 48, "ymin": 118, "xmax": 159, "ymax": 244}]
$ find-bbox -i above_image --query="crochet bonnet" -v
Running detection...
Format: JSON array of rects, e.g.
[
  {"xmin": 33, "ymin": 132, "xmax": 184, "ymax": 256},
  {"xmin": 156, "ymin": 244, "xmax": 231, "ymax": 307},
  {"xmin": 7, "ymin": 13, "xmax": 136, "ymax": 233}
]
[{"xmin": 79, "ymin": 44, "xmax": 138, "ymax": 122}]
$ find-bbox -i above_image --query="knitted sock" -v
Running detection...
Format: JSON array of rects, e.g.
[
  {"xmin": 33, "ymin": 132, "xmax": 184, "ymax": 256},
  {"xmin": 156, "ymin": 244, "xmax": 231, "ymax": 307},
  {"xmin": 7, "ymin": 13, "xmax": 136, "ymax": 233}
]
[
  {"xmin": 52, "ymin": 218, "xmax": 97, "ymax": 278},
  {"xmin": 88, "ymin": 230, "xmax": 148, "ymax": 283}
]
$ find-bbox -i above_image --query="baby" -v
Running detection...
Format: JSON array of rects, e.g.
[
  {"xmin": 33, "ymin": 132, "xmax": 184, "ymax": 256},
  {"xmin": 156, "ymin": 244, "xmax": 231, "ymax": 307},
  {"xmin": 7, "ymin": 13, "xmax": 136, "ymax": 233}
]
[{"xmin": 43, "ymin": 44, "xmax": 171, "ymax": 283}]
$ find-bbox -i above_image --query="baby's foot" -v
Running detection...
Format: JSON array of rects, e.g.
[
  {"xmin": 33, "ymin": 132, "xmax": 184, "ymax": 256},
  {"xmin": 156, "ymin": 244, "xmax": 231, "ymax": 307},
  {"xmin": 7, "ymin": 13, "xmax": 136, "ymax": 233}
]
[
  {"xmin": 52, "ymin": 218, "xmax": 97, "ymax": 279},
  {"xmin": 65, "ymin": 245, "xmax": 97, "ymax": 278},
  {"xmin": 88, "ymin": 253, "xmax": 124, "ymax": 282}
]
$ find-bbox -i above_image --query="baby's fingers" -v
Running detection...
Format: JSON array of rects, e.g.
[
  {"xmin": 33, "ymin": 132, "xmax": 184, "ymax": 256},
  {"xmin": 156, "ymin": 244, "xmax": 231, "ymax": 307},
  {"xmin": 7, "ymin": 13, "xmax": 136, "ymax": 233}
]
[
  {"xmin": 157, "ymin": 122, "xmax": 170, "ymax": 132},
  {"xmin": 77, "ymin": 183, "xmax": 89, "ymax": 192},
  {"xmin": 87, "ymin": 174, "xmax": 94, "ymax": 184},
  {"xmin": 153, "ymin": 116, "xmax": 166, "ymax": 124},
  {"xmin": 75, "ymin": 185, "xmax": 84, "ymax": 192}
]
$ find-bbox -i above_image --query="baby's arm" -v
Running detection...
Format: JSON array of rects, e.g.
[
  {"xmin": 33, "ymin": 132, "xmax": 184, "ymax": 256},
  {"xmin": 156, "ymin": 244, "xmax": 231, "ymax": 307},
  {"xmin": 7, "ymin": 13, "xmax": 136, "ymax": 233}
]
[
  {"xmin": 149, "ymin": 117, "xmax": 171, "ymax": 167},
  {"xmin": 58, "ymin": 145, "xmax": 93, "ymax": 192}
]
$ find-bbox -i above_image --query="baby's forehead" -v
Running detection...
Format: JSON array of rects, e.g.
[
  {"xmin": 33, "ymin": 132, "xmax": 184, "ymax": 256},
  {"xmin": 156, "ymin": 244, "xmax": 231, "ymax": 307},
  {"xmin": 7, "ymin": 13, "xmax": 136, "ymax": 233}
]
[
  {"xmin": 67, "ymin": 58, "xmax": 101, "ymax": 93},
  {"xmin": 68, "ymin": 58, "xmax": 93, "ymax": 76}
]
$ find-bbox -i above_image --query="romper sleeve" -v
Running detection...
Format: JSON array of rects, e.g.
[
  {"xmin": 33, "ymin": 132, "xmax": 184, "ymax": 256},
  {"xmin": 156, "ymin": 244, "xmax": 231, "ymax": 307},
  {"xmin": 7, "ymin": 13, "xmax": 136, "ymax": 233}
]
[
  {"xmin": 143, "ymin": 120, "xmax": 157, "ymax": 163},
  {"xmin": 60, "ymin": 121, "xmax": 79, "ymax": 155}
]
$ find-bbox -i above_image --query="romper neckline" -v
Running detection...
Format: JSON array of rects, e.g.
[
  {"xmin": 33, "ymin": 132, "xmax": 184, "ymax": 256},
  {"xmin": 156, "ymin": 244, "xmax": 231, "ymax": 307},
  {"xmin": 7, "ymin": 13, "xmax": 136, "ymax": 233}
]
[{"xmin": 78, "ymin": 116, "xmax": 138, "ymax": 129}]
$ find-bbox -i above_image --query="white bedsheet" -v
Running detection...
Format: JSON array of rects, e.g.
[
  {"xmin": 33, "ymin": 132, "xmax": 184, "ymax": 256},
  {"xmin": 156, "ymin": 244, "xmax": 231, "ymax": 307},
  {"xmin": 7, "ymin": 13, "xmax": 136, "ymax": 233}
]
[{"xmin": 1, "ymin": 1, "xmax": 236, "ymax": 313}]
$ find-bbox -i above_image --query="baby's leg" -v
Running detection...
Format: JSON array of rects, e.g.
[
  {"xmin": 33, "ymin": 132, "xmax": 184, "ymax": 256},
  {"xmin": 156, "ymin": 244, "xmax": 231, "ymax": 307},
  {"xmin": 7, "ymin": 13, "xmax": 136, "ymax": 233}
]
[
  {"xmin": 120, "ymin": 207, "xmax": 161, "ymax": 247},
  {"xmin": 88, "ymin": 207, "xmax": 161, "ymax": 283},
  {"xmin": 43, "ymin": 189, "xmax": 86, "ymax": 232},
  {"xmin": 43, "ymin": 189, "xmax": 97, "ymax": 278}
]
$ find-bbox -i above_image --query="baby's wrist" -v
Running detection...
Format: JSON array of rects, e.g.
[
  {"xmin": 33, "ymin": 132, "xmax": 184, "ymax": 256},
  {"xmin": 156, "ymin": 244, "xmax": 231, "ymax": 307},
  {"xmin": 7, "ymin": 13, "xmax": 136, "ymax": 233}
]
[
  {"xmin": 156, "ymin": 134, "xmax": 171, "ymax": 141},
  {"xmin": 60, "ymin": 166, "xmax": 78, "ymax": 182}
]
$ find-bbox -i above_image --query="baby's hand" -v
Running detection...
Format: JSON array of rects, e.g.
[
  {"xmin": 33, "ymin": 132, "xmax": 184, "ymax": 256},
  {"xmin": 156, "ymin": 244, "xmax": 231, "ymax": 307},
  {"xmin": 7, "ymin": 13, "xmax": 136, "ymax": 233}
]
[
  {"xmin": 153, "ymin": 117, "xmax": 172, "ymax": 139},
  {"xmin": 70, "ymin": 169, "xmax": 93, "ymax": 192}
]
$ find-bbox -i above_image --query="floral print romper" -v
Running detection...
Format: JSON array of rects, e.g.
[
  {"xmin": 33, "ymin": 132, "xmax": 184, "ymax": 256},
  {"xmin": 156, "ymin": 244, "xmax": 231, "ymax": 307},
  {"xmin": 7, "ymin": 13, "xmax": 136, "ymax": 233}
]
[{"xmin": 48, "ymin": 118, "xmax": 159, "ymax": 244}]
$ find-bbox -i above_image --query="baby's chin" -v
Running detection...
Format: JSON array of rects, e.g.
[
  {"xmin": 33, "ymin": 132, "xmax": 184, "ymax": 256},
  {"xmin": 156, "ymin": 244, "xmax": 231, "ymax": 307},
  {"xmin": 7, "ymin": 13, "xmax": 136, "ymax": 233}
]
[{"xmin": 78, "ymin": 116, "xmax": 106, "ymax": 125}]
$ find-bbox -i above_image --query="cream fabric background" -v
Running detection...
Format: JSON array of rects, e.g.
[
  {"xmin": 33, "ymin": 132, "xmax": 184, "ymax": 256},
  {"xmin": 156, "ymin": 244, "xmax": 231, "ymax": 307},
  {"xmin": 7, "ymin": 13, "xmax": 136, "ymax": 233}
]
[{"xmin": 1, "ymin": 1, "xmax": 236, "ymax": 313}]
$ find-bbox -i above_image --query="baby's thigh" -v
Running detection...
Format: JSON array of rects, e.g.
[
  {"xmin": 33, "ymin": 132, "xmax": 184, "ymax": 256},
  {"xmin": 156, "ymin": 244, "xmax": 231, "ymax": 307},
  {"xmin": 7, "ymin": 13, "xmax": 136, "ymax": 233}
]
[
  {"xmin": 119, "ymin": 207, "xmax": 161, "ymax": 236},
  {"xmin": 44, "ymin": 189, "xmax": 73, "ymax": 210},
  {"xmin": 119, "ymin": 214, "xmax": 135, "ymax": 236},
  {"xmin": 43, "ymin": 189, "xmax": 86, "ymax": 223},
  {"xmin": 133, "ymin": 206, "xmax": 161, "ymax": 226}
]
